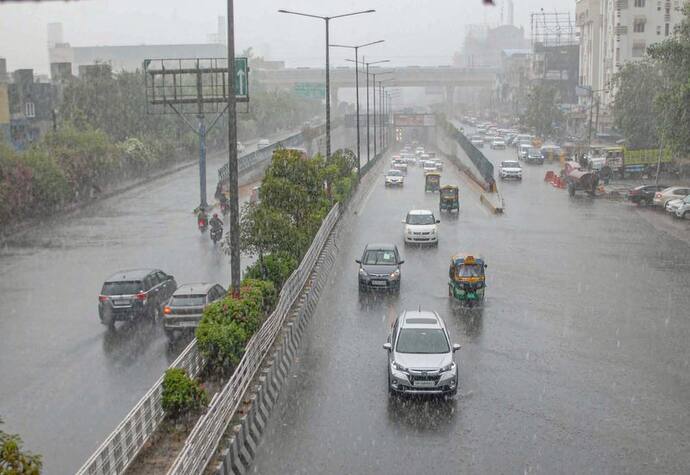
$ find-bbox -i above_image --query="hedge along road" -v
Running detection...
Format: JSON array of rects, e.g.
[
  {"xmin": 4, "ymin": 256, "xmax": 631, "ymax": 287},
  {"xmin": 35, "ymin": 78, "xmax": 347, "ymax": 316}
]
[
  {"xmin": 0, "ymin": 133, "xmax": 292, "ymax": 475},
  {"xmin": 252, "ymin": 146, "xmax": 690, "ymax": 474}
]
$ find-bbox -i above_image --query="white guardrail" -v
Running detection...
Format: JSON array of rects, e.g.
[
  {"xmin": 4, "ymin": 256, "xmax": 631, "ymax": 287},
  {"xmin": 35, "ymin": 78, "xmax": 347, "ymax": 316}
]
[
  {"xmin": 166, "ymin": 204, "xmax": 340, "ymax": 475},
  {"xmin": 76, "ymin": 341, "xmax": 204, "ymax": 474},
  {"xmin": 76, "ymin": 204, "xmax": 340, "ymax": 475}
]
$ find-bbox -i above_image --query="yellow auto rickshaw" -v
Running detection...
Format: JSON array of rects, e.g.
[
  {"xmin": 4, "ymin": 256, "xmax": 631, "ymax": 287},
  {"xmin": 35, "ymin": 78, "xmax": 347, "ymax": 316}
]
[
  {"xmin": 425, "ymin": 172, "xmax": 441, "ymax": 193},
  {"xmin": 439, "ymin": 185, "xmax": 459, "ymax": 212}
]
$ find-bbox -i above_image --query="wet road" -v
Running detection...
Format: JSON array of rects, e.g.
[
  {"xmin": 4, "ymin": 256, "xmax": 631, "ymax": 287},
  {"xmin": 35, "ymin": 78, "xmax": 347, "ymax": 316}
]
[
  {"xmin": 0, "ymin": 134, "xmax": 292, "ymax": 474},
  {"xmin": 253, "ymin": 143, "xmax": 690, "ymax": 474}
]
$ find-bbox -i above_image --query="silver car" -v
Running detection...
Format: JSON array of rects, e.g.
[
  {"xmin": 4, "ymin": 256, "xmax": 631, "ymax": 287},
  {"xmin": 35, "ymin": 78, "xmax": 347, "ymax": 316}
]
[
  {"xmin": 163, "ymin": 282, "xmax": 226, "ymax": 339},
  {"xmin": 383, "ymin": 310, "xmax": 460, "ymax": 396}
]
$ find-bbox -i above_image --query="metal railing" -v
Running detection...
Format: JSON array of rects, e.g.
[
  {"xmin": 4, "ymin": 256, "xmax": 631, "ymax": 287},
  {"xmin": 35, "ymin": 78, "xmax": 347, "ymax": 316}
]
[
  {"xmin": 75, "ymin": 341, "xmax": 203, "ymax": 475},
  {"xmin": 218, "ymin": 132, "xmax": 305, "ymax": 181},
  {"xmin": 166, "ymin": 204, "xmax": 341, "ymax": 475}
]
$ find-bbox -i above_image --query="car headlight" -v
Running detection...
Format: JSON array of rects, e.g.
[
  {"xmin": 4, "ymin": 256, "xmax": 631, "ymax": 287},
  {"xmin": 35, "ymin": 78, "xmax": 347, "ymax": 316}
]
[
  {"xmin": 392, "ymin": 361, "xmax": 408, "ymax": 372},
  {"xmin": 359, "ymin": 268, "xmax": 368, "ymax": 276},
  {"xmin": 431, "ymin": 228, "xmax": 437, "ymax": 234},
  {"xmin": 439, "ymin": 362, "xmax": 456, "ymax": 373},
  {"xmin": 389, "ymin": 269, "xmax": 400, "ymax": 279}
]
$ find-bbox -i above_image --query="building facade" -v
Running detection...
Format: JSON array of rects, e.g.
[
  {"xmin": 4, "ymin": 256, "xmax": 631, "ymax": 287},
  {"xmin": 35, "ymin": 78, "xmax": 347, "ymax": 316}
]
[{"xmin": 577, "ymin": 0, "xmax": 684, "ymax": 107}]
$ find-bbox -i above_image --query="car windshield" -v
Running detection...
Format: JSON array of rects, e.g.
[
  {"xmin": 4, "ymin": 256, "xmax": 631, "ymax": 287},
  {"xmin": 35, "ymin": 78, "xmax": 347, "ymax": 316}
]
[
  {"xmin": 363, "ymin": 249, "xmax": 397, "ymax": 265},
  {"xmin": 396, "ymin": 328, "xmax": 450, "ymax": 354},
  {"xmin": 170, "ymin": 294, "xmax": 206, "ymax": 306},
  {"xmin": 502, "ymin": 161, "xmax": 520, "ymax": 168},
  {"xmin": 387, "ymin": 170, "xmax": 402, "ymax": 176},
  {"xmin": 101, "ymin": 281, "xmax": 142, "ymax": 295},
  {"xmin": 407, "ymin": 213, "xmax": 435, "ymax": 225},
  {"xmin": 458, "ymin": 264, "xmax": 482, "ymax": 277}
]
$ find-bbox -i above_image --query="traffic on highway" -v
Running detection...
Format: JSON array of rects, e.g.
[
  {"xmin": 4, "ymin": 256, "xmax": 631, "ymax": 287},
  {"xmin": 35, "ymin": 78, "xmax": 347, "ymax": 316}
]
[{"xmin": 2, "ymin": 1, "xmax": 690, "ymax": 474}]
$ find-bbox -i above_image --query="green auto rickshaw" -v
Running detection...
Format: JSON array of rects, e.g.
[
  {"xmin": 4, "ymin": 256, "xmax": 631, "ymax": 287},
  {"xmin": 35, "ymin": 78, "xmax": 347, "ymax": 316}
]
[
  {"xmin": 439, "ymin": 185, "xmax": 459, "ymax": 212},
  {"xmin": 425, "ymin": 172, "xmax": 441, "ymax": 192},
  {"xmin": 448, "ymin": 254, "xmax": 487, "ymax": 305}
]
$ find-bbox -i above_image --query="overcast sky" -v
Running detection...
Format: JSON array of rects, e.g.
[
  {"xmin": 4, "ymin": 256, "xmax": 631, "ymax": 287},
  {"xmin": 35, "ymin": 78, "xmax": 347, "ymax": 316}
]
[{"xmin": 0, "ymin": 0, "xmax": 572, "ymax": 74}]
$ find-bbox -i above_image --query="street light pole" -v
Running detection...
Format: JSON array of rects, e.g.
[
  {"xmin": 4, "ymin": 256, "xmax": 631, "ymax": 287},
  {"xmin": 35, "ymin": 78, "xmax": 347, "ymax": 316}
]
[
  {"xmin": 331, "ymin": 40, "xmax": 384, "ymax": 183},
  {"xmin": 226, "ymin": 0, "xmax": 240, "ymax": 294},
  {"xmin": 278, "ymin": 8, "xmax": 375, "ymax": 158}
]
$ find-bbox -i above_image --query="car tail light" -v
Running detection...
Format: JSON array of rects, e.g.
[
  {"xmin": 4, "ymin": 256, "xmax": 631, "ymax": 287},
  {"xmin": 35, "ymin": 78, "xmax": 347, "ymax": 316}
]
[
  {"xmin": 135, "ymin": 291, "xmax": 147, "ymax": 301},
  {"xmin": 98, "ymin": 295, "xmax": 108, "ymax": 302},
  {"xmin": 655, "ymin": 192, "xmax": 662, "ymax": 199},
  {"xmin": 164, "ymin": 306, "xmax": 172, "ymax": 314}
]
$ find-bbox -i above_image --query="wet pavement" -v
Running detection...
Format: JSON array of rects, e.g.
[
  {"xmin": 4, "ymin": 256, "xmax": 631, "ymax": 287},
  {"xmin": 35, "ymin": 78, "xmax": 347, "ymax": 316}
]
[
  {"xmin": 0, "ymin": 136, "xmax": 279, "ymax": 474},
  {"xmin": 252, "ymin": 143, "xmax": 690, "ymax": 474}
]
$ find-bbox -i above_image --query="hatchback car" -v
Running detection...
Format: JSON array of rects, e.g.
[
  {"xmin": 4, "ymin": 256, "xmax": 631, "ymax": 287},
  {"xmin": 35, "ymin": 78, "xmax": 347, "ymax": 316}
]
[
  {"xmin": 653, "ymin": 186, "xmax": 690, "ymax": 207},
  {"xmin": 674, "ymin": 195, "xmax": 690, "ymax": 219},
  {"xmin": 356, "ymin": 243, "xmax": 404, "ymax": 292},
  {"xmin": 525, "ymin": 148, "xmax": 544, "ymax": 165},
  {"xmin": 163, "ymin": 283, "xmax": 226, "ymax": 339},
  {"xmin": 499, "ymin": 160, "xmax": 522, "ymax": 180},
  {"xmin": 490, "ymin": 139, "xmax": 506, "ymax": 150},
  {"xmin": 383, "ymin": 310, "xmax": 460, "ymax": 396},
  {"xmin": 99, "ymin": 269, "xmax": 177, "ymax": 328},
  {"xmin": 403, "ymin": 209, "xmax": 440, "ymax": 246},
  {"xmin": 385, "ymin": 169, "xmax": 405, "ymax": 187},
  {"xmin": 628, "ymin": 184, "xmax": 669, "ymax": 206}
]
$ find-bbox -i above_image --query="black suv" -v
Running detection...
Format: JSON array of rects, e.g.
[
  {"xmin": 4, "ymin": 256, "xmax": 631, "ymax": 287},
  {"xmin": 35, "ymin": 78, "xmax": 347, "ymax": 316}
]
[
  {"xmin": 356, "ymin": 243, "xmax": 404, "ymax": 293},
  {"xmin": 628, "ymin": 184, "xmax": 669, "ymax": 206},
  {"xmin": 99, "ymin": 269, "xmax": 177, "ymax": 328}
]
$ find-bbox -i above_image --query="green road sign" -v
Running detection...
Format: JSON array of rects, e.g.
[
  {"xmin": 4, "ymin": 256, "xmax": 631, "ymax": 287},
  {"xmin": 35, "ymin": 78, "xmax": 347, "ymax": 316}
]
[
  {"xmin": 234, "ymin": 57, "xmax": 249, "ymax": 99},
  {"xmin": 294, "ymin": 82, "xmax": 325, "ymax": 100}
]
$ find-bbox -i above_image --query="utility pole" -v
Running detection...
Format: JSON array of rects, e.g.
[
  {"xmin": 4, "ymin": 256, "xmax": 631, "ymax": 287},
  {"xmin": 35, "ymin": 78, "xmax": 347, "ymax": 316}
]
[{"xmin": 227, "ymin": 0, "xmax": 240, "ymax": 294}]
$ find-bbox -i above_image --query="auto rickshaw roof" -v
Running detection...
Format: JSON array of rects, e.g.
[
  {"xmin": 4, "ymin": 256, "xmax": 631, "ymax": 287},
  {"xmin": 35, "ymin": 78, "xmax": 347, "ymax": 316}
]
[
  {"xmin": 451, "ymin": 254, "xmax": 485, "ymax": 266},
  {"xmin": 440, "ymin": 185, "xmax": 458, "ymax": 191},
  {"xmin": 425, "ymin": 172, "xmax": 441, "ymax": 177}
]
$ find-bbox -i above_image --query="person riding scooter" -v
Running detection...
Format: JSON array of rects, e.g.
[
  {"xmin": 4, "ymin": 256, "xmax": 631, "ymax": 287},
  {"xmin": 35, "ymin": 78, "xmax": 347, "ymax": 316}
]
[
  {"xmin": 196, "ymin": 207, "xmax": 208, "ymax": 233},
  {"xmin": 209, "ymin": 213, "xmax": 223, "ymax": 244}
]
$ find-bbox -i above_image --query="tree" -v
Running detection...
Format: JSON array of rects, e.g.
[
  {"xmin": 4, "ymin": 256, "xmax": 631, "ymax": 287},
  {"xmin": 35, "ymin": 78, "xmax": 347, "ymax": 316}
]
[
  {"xmin": 0, "ymin": 418, "xmax": 42, "ymax": 474},
  {"xmin": 239, "ymin": 202, "xmax": 308, "ymax": 260},
  {"xmin": 611, "ymin": 60, "xmax": 661, "ymax": 148},
  {"xmin": 522, "ymin": 84, "xmax": 564, "ymax": 138},
  {"xmin": 648, "ymin": 3, "xmax": 690, "ymax": 156}
]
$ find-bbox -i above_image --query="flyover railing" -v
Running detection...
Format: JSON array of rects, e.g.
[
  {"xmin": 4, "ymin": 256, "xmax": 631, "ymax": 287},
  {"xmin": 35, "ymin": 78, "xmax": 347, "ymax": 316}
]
[
  {"xmin": 166, "ymin": 204, "xmax": 341, "ymax": 475},
  {"xmin": 218, "ymin": 132, "xmax": 305, "ymax": 181},
  {"xmin": 75, "ymin": 340, "xmax": 203, "ymax": 475}
]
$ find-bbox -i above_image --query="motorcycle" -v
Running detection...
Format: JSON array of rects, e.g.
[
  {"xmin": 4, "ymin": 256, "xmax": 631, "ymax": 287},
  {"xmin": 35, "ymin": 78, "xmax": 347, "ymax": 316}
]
[
  {"xmin": 198, "ymin": 216, "xmax": 208, "ymax": 233},
  {"xmin": 210, "ymin": 226, "xmax": 223, "ymax": 244}
]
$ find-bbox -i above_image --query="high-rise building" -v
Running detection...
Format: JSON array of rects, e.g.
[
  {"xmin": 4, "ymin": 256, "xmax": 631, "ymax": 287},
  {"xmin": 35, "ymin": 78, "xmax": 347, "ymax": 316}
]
[{"xmin": 577, "ymin": 0, "xmax": 684, "ymax": 106}]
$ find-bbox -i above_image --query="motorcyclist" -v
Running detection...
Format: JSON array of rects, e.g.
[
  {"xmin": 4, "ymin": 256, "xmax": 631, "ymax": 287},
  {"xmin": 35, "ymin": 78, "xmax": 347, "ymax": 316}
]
[
  {"xmin": 210, "ymin": 213, "xmax": 223, "ymax": 231},
  {"xmin": 197, "ymin": 207, "xmax": 208, "ymax": 228}
]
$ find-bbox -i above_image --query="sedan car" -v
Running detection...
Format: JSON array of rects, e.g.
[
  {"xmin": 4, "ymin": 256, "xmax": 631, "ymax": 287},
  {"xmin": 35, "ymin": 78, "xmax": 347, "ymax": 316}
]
[
  {"xmin": 163, "ymin": 283, "xmax": 226, "ymax": 339},
  {"xmin": 356, "ymin": 243, "xmax": 404, "ymax": 292},
  {"xmin": 403, "ymin": 209, "xmax": 440, "ymax": 246},
  {"xmin": 499, "ymin": 160, "xmax": 522, "ymax": 180},
  {"xmin": 627, "ymin": 184, "xmax": 669, "ymax": 206},
  {"xmin": 665, "ymin": 198, "xmax": 684, "ymax": 214},
  {"xmin": 385, "ymin": 169, "xmax": 405, "ymax": 187},
  {"xmin": 653, "ymin": 186, "xmax": 690, "ymax": 207},
  {"xmin": 99, "ymin": 269, "xmax": 177, "ymax": 328},
  {"xmin": 490, "ymin": 139, "xmax": 506, "ymax": 150},
  {"xmin": 470, "ymin": 136, "xmax": 484, "ymax": 148},
  {"xmin": 383, "ymin": 309, "xmax": 460, "ymax": 396}
]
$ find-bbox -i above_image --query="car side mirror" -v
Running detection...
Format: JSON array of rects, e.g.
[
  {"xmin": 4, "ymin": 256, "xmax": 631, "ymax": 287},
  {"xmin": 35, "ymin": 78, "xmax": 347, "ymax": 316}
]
[
  {"xmin": 401, "ymin": 219, "xmax": 406, "ymax": 224},
  {"xmin": 398, "ymin": 260, "xmax": 405, "ymax": 265},
  {"xmin": 355, "ymin": 259, "xmax": 361, "ymax": 264},
  {"xmin": 436, "ymin": 219, "xmax": 441, "ymax": 223},
  {"xmin": 383, "ymin": 342, "xmax": 392, "ymax": 351},
  {"xmin": 484, "ymin": 264, "xmax": 488, "ymax": 268},
  {"xmin": 452, "ymin": 343, "xmax": 462, "ymax": 352}
]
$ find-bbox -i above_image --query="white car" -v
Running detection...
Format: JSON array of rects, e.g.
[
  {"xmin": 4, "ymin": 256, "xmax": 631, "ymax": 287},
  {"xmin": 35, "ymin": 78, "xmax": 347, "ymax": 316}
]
[
  {"xmin": 385, "ymin": 169, "xmax": 405, "ymax": 187},
  {"xmin": 402, "ymin": 209, "xmax": 439, "ymax": 246},
  {"xmin": 392, "ymin": 160, "xmax": 408, "ymax": 175},
  {"xmin": 257, "ymin": 139, "xmax": 270, "ymax": 149},
  {"xmin": 653, "ymin": 186, "xmax": 690, "ymax": 207},
  {"xmin": 674, "ymin": 196, "xmax": 690, "ymax": 219},
  {"xmin": 665, "ymin": 198, "xmax": 684, "ymax": 214},
  {"xmin": 423, "ymin": 161, "xmax": 437, "ymax": 172},
  {"xmin": 491, "ymin": 139, "xmax": 506, "ymax": 150},
  {"xmin": 499, "ymin": 160, "xmax": 522, "ymax": 180}
]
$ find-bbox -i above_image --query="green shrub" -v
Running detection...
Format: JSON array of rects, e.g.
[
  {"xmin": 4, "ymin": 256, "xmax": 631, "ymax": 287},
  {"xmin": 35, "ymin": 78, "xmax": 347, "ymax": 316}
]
[
  {"xmin": 243, "ymin": 253, "xmax": 297, "ymax": 291},
  {"xmin": 196, "ymin": 315, "xmax": 249, "ymax": 371},
  {"xmin": 161, "ymin": 368, "xmax": 208, "ymax": 419},
  {"xmin": 0, "ymin": 418, "xmax": 42, "ymax": 474}
]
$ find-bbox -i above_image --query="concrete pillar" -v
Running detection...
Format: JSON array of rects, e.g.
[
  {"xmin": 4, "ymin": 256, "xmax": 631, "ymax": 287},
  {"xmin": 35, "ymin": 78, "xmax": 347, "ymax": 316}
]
[{"xmin": 445, "ymin": 85, "xmax": 455, "ymax": 118}]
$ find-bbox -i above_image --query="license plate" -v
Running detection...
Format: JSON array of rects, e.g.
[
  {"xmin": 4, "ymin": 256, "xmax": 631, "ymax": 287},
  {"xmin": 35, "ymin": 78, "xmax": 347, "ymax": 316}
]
[
  {"xmin": 113, "ymin": 299, "xmax": 130, "ymax": 306},
  {"xmin": 414, "ymin": 380, "xmax": 436, "ymax": 387},
  {"xmin": 371, "ymin": 280, "xmax": 387, "ymax": 287}
]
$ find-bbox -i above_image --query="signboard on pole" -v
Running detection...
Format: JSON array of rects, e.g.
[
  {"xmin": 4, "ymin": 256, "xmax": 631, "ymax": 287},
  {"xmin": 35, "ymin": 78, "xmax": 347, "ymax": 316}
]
[
  {"xmin": 294, "ymin": 82, "xmax": 326, "ymax": 100},
  {"xmin": 234, "ymin": 57, "xmax": 249, "ymax": 99},
  {"xmin": 393, "ymin": 113, "xmax": 436, "ymax": 127}
]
